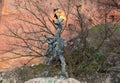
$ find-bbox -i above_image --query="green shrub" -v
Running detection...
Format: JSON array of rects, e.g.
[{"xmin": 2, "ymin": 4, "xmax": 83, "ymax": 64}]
[{"xmin": 63, "ymin": 24, "xmax": 120, "ymax": 79}]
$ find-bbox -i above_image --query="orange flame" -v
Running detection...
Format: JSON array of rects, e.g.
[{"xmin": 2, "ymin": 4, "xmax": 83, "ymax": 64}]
[{"xmin": 53, "ymin": 9, "xmax": 66, "ymax": 22}]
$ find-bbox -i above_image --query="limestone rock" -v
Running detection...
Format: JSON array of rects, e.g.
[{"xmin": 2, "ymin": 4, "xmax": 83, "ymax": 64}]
[{"xmin": 25, "ymin": 77, "xmax": 81, "ymax": 83}]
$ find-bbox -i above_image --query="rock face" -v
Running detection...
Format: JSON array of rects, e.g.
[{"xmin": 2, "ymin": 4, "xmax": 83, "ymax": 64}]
[
  {"xmin": 25, "ymin": 77, "xmax": 81, "ymax": 83},
  {"xmin": 0, "ymin": 0, "xmax": 120, "ymax": 71}
]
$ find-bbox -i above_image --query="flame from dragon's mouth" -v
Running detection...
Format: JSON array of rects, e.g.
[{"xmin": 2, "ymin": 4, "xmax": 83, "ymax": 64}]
[{"xmin": 53, "ymin": 9, "xmax": 66, "ymax": 22}]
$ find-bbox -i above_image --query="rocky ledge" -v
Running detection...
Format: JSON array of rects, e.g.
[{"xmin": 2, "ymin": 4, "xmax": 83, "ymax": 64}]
[{"xmin": 25, "ymin": 77, "xmax": 81, "ymax": 83}]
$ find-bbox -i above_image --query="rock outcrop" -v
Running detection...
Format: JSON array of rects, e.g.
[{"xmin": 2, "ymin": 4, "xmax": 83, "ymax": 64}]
[{"xmin": 25, "ymin": 77, "xmax": 81, "ymax": 83}]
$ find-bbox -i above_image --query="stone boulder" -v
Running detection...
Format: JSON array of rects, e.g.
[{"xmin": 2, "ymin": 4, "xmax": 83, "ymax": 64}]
[{"xmin": 25, "ymin": 77, "xmax": 81, "ymax": 83}]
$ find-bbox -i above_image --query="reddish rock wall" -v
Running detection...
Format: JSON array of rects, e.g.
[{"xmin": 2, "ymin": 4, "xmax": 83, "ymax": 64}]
[{"xmin": 0, "ymin": 0, "xmax": 119, "ymax": 71}]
